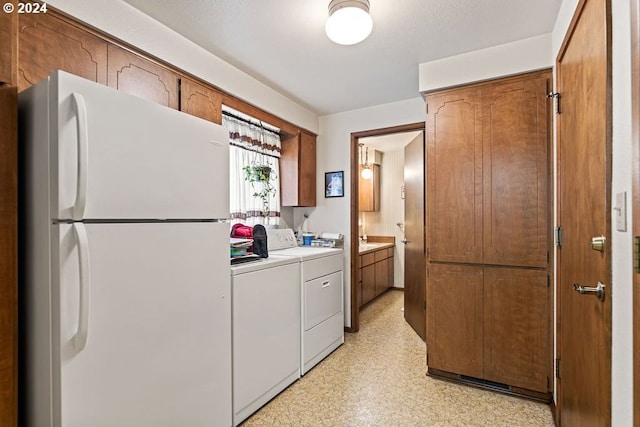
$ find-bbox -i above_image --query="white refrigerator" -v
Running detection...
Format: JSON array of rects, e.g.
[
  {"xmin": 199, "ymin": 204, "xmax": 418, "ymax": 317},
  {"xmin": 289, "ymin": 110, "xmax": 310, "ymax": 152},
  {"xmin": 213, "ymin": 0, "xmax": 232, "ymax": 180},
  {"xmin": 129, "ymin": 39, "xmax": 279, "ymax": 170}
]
[{"xmin": 19, "ymin": 71, "xmax": 232, "ymax": 427}]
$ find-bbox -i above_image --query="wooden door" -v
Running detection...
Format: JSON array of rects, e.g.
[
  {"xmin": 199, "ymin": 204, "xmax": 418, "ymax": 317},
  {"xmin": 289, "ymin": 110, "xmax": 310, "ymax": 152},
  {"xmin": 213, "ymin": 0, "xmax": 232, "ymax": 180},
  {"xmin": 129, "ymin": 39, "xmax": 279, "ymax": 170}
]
[
  {"xmin": 483, "ymin": 72, "xmax": 550, "ymax": 268},
  {"xmin": 180, "ymin": 77, "xmax": 222, "ymax": 123},
  {"xmin": 483, "ymin": 267, "xmax": 549, "ymax": 393},
  {"xmin": 18, "ymin": 12, "xmax": 107, "ymax": 91},
  {"xmin": 404, "ymin": 132, "xmax": 426, "ymax": 340},
  {"xmin": 426, "ymin": 88, "xmax": 483, "ymax": 264},
  {"xmin": 426, "ymin": 263, "xmax": 483, "ymax": 377},
  {"xmin": 556, "ymin": 0, "xmax": 612, "ymax": 425},
  {"xmin": 107, "ymin": 45, "xmax": 178, "ymax": 109}
]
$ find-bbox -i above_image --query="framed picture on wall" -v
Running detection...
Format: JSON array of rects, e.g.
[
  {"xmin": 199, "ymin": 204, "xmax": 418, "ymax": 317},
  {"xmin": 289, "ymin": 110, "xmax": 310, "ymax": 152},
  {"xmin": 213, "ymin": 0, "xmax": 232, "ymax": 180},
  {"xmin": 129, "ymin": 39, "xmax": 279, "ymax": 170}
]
[{"xmin": 325, "ymin": 171, "xmax": 344, "ymax": 198}]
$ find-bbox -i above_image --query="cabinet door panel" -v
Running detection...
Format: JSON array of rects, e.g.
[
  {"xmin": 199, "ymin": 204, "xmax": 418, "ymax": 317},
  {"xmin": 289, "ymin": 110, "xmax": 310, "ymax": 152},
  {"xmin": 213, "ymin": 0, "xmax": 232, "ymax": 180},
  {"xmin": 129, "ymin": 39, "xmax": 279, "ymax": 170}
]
[
  {"xmin": 483, "ymin": 74, "xmax": 550, "ymax": 267},
  {"xmin": 374, "ymin": 258, "xmax": 388, "ymax": 296},
  {"xmin": 361, "ymin": 264, "xmax": 375, "ymax": 306},
  {"xmin": 18, "ymin": 13, "xmax": 107, "ymax": 91},
  {"xmin": 107, "ymin": 45, "xmax": 178, "ymax": 110},
  {"xmin": 281, "ymin": 132, "xmax": 316, "ymax": 207},
  {"xmin": 0, "ymin": 4, "xmax": 16, "ymax": 85},
  {"xmin": 427, "ymin": 264, "xmax": 483, "ymax": 377},
  {"xmin": 426, "ymin": 88, "xmax": 483, "ymax": 263},
  {"xmin": 483, "ymin": 267, "xmax": 549, "ymax": 392},
  {"xmin": 299, "ymin": 131, "xmax": 316, "ymax": 206},
  {"xmin": 181, "ymin": 77, "xmax": 222, "ymax": 124}
]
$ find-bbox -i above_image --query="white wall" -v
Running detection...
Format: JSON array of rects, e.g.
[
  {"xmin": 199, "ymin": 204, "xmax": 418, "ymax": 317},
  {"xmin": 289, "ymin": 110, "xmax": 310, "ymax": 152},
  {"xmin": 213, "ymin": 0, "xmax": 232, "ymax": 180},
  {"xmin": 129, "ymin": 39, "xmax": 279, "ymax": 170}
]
[
  {"xmin": 303, "ymin": 98, "xmax": 426, "ymax": 327},
  {"xmin": 419, "ymin": 34, "xmax": 553, "ymax": 92},
  {"xmin": 46, "ymin": 0, "xmax": 319, "ymax": 135},
  {"xmin": 611, "ymin": 0, "xmax": 634, "ymax": 424}
]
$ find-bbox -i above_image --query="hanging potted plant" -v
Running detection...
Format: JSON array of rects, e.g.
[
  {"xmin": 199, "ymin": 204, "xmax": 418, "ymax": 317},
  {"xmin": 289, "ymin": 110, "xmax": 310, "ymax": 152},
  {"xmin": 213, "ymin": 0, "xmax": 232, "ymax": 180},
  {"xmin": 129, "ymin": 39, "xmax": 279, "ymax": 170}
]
[{"xmin": 242, "ymin": 161, "xmax": 276, "ymax": 219}]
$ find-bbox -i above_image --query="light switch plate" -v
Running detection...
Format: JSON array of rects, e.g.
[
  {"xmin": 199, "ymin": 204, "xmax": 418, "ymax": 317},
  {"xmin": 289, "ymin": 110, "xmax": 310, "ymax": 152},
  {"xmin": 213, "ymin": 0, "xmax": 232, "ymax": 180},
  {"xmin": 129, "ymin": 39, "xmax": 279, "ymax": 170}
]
[{"xmin": 615, "ymin": 192, "xmax": 627, "ymax": 232}]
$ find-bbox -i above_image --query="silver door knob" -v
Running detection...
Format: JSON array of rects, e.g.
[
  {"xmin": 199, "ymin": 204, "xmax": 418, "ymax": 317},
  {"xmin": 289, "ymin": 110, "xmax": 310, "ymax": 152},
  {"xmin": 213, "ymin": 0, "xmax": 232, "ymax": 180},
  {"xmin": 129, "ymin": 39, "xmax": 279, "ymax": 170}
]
[
  {"xmin": 401, "ymin": 238, "xmax": 408, "ymax": 244},
  {"xmin": 573, "ymin": 282, "xmax": 606, "ymax": 301}
]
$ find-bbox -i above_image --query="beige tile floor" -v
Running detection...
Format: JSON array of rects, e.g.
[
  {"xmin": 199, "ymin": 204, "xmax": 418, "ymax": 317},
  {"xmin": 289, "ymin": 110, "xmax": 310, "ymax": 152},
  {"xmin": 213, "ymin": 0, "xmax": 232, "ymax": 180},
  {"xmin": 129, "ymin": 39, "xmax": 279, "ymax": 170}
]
[{"xmin": 241, "ymin": 289, "xmax": 555, "ymax": 427}]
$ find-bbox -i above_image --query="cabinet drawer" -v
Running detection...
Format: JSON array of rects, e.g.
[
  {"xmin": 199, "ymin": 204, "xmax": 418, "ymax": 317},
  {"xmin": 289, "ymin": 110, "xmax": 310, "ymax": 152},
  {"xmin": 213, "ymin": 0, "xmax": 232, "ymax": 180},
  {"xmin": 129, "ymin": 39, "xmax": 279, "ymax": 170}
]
[
  {"xmin": 374, "ymin": 248, "xmax": 389, "ymax": 262},
  {"xmin": 361, "ymin": 253, "xmax": 375, "ymax": 267},
  {"xmin": 387, "ymin": 247, "xmax": 394, "ymax": 258},
  {"xmin": 304, "ymin": 271, "xmax": 343, "ymax": 331}
]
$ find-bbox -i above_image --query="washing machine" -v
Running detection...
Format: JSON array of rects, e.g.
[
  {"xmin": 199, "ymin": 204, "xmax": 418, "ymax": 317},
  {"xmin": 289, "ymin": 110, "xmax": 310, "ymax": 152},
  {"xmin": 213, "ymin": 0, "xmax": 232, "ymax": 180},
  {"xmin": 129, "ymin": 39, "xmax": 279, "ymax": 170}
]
[
  {"xmin": 230, "ymin": 255, "xmax": 300, "ymax": 426},
  {"xmin": 267, "ymin": 228, "xmax": 345, "ymax": 375}
]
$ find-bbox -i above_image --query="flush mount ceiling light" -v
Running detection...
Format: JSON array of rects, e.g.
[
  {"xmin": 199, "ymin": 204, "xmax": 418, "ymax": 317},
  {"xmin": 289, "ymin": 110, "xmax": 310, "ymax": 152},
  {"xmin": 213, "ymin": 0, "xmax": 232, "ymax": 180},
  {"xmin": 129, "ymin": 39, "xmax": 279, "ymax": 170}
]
[{"xmin": 325, "ymin": 0, "xmax": 373, "ymax": 46}]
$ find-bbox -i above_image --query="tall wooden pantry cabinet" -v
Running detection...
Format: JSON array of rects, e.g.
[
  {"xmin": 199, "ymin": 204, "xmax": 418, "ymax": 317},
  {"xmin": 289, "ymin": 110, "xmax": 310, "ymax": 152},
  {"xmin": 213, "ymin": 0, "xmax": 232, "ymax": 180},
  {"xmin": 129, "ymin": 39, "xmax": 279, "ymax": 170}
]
[{"xmin": 425, "ymin": 70, "xmax": 552, "ymax": 401}]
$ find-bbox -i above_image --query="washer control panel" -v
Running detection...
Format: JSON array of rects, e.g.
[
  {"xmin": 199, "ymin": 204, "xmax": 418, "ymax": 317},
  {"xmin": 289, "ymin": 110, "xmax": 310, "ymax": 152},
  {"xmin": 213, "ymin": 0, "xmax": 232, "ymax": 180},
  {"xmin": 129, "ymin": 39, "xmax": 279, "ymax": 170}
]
[{"xmin": 266, "ymin": 228, "xmax": 299, "ymax": 251}]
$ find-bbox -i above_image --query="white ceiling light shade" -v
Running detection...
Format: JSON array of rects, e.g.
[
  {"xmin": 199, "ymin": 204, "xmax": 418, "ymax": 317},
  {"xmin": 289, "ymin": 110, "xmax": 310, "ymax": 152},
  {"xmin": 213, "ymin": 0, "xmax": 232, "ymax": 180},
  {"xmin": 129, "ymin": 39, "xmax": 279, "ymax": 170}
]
[{"xmin": 325, "ymin": 0, "xmax": 373, "ymax": 46}]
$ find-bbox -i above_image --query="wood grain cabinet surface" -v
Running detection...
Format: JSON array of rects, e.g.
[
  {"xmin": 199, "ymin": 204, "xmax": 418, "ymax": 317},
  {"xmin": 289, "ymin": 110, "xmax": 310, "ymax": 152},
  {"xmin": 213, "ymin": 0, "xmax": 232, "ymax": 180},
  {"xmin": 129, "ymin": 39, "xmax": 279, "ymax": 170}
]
[
  {"xmin": 281, "ymin": 131, "xmax": 316, "ymax": 207},
  {"xmin": 18, "ymin": 12, "xmax": 107, "ymax": 91},
  {"xmin": 425, "ymin": 70, "xmax": 552, "ymax": 399},
  {"xmin": 359, "ymin": 245, "xmax": 394, "ymax": 306},
  {"xmin": 482, "ymin": 76, "xmax": 549, "ymax": 268},
  {"xmin": 107, "ymin": 45, "xmax": 179, "ymax": 110},
  {"xmin": 0, "ymin": 3, "xmax": 17, "ymax": 85},
  {"xmin": 483, "ymin": 267, "xmax": 549, "ymax": 392},
  {"xmin": 427, "ymin": 263, "xmax": 484, "ymax": 378},
  {"xmin": 180, "ymin": 77, "xmax": 223, "ymax": 124},
  {"xmin": 426, "ymin": 87, "xmax": 483, "ymax": 264},
  {"xmin": 359, "ymin": 164, "xmax": 380, "ymax": 212}
]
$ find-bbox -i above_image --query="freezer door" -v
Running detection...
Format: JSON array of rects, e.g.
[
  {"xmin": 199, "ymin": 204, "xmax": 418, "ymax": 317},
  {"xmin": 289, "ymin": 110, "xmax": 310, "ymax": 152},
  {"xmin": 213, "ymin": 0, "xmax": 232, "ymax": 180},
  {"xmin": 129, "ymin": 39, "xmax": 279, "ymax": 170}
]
[
  {"xmin": 56, "ymin": 222, "xmax": 231, "ymax": 427},
  {"xmin": 51, "ymin": 71, "xmax": 229, "ymax": 220}
]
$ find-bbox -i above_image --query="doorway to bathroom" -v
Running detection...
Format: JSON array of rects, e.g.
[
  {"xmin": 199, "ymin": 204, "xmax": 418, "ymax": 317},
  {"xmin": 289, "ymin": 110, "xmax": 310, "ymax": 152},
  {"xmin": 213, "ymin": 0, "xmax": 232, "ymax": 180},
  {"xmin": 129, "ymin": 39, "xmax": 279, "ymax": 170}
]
[{"xmin": 349, "ymin": 122, "xmax": 425, "ymax": 337}]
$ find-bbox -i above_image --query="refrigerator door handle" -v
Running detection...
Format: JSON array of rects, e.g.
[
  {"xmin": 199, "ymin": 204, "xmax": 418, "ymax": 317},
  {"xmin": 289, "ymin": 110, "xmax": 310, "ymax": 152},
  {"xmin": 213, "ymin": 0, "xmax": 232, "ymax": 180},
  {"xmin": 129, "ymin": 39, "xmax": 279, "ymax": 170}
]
[
  {"xmin": 71, "ymin": 93, "xmax": 88, "ymax": 220},
  {"xmin": 72, "ymin": 223, "xmax": 91, "ymax": 352}
]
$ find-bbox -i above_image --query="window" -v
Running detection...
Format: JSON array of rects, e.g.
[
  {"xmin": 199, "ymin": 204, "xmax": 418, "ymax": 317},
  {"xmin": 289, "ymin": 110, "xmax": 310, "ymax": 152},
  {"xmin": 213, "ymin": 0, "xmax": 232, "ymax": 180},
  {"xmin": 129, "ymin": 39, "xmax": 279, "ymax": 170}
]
[{"xmin": 222, "ymin": 108, "xmax": 281, "ymax": 226}]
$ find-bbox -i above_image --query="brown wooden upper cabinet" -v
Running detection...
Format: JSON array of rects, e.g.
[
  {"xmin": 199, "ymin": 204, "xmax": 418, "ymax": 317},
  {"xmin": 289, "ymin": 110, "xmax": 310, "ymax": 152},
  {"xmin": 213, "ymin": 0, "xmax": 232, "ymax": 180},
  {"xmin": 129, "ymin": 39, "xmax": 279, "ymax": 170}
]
[
  {"xmin": 180, "ymin": 77, "xmax": 223, "ymax": 124},
  {"xmin": 107, "ymin": 45, "xmax": 179, "ymax": 110},
  {"xmin": 0, "ymin": 4, "xmax": 16, "ymax": 85},
  {"xmin": 482, "ymin": 76, "xmax": 549, "ymax": 268},
  {"xmin": 280, "ymin": 130, "xmax": 316, "ymax": 207},
  {"xmin": 426, "ymin": 72, "xmax": 549, "ymax": 267},
  {"xmin": 359, "ymin": 164, "xmax": 380, "ymax": 212},
  {"xmin": 426, "ymin": 87, "xmax": 483, "ymax": 264},
  {"xmin": 18, "ymin": 12, "xmax": 107, "ymax": 91}
]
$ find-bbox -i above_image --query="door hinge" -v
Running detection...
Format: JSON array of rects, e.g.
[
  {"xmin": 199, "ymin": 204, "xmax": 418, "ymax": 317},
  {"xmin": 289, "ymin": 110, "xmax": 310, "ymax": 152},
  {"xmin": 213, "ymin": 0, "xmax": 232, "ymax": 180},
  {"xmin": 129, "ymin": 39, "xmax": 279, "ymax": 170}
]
[
  {"xmin": 547, "ymin": 275, "xmax": 550, "ymax": 288},
  {"xmin": 177, "ymin": 78, "xmax": 182, "ymax": 110},
  {"xmin": 634, "ymin": 236, "xmax": 640, "ymax": 273},
  {"xmin": 554, "ymin": 226, "xmax": 563, "ymax": 247},
  {"xmin": 548, "ymin": 91, "xmax": 561, "ymax": 114},
  {"xmin": 555, "ymin": 358, "xmax": 561, "ymax": 379}
]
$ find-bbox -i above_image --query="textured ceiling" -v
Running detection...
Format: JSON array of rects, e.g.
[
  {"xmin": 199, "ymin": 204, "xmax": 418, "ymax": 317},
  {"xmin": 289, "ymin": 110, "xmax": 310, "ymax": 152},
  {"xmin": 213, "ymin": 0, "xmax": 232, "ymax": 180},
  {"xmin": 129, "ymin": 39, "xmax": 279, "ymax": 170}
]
[{"xmin": 121, "ymin": 0, "xmax": 562, "ymax": 116}]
